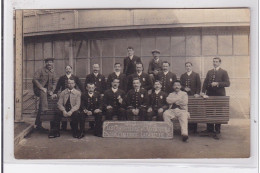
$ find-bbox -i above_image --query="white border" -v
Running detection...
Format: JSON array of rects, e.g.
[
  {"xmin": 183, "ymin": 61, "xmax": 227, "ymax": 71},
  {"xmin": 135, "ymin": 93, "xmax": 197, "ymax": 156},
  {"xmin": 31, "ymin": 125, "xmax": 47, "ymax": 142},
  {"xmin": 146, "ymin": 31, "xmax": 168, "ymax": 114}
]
[{"xmin": 4, "ymin": 0, "xmax": 258, "ymax": 172}]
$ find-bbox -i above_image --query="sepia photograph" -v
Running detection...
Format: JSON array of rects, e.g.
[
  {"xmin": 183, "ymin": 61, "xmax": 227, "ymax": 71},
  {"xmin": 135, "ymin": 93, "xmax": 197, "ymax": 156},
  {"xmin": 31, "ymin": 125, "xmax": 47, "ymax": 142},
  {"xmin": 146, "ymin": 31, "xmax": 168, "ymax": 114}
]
[{"xmin": 13, "ymin": 8, "xmax": 251, "ymax": 159}]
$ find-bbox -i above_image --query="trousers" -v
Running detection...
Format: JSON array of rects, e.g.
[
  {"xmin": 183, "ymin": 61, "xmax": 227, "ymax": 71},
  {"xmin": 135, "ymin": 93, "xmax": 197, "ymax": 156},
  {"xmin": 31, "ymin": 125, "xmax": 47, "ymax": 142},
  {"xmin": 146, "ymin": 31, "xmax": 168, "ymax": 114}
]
[{"xmin": 35, "ymin": 90, "xmax": 49, "ymax": 126}]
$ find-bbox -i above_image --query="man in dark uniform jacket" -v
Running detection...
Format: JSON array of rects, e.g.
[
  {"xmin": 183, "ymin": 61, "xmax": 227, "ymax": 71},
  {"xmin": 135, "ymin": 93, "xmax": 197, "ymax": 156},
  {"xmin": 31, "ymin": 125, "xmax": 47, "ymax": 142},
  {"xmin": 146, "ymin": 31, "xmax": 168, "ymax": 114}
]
[
  {"xmin": 85, "ymin": 63, "xmax": 106, "ymax": 95},
  {"xmin": 107, "ymin": 63, "xmax": 127, "ymax": 92},
  {"xmin": 127, "ymin": 62, "xmax": 153, "ymax": 91},
  {"xmin": 104, "ymin": 78, "xmax": 126, "ymax": 120},
  {"xmin": 52, "ymin": 65, "xmax": 84, "ymax": 131},
  {"xmin": 81, "ymin": 83, "xmax": 103, "ymax": 137},
  {"xmin": 126, "ymin": 78, "xmax": 149, "ymax": 121},
  {"xmin": 148, "ymin": 49, "xmax": 163, "ymax": 83},
  {"xmin": 147, "ymin": 80, "xmax": 168, "ymax": 121},
  {"xmin": 123, "ymin": 46, "xmax": 142, "ymax": 76},
  {"xmin": 180, "ymin": 62, "xmax": 201, "ymax": 133},
  {"xmin": 201, "ymin": 57, "xmax": 230, "ymax": 139},
  {"xmin": 155, "ymin": 61, "xmax": 177, "ymax": 94}
]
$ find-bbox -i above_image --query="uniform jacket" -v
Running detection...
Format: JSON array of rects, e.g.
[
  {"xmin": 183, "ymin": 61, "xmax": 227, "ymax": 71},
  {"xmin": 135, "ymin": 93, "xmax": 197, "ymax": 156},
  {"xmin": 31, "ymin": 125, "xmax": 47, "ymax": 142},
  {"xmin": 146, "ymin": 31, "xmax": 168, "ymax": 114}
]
[
  {"xmin": 103, "ymin": 88, "xmax": 126, "ymax": 109},
  {"xmin": 127, "ymin": 72, "xmax": 153, "ymax": 91},
  {"xmin": 54, "ymin": 74, "xmax": 84, "ymax": 94},
  {"xmin": 202, "ymin": 68, "xmax": 230, "ymax": 96},
  {"xmin": 155, "ymin": 71, "xmax": 177, "ymax": 94},
  {"xmin": 180, "ymin": 71, "xmax": 201, "ymax": 95},
  {"xmin": 149, "ymin": 90, "xmax": 168, "ymax": 111},
  {"xmin": 148, "ymin": 58, "xmax": 163, "ymax": 75},
  {"xmin": 32, "ymin": 67, "xmax": 56, "ymax": 96},
  {"xmin": 57, "ymin": 88, "xmax": 81, "ymax": 113},
  {"xmin": 85, "ymin": 73, "xmax": 107, "ymax": 94},
  {"xmin": 126, "ymin": 88, "xmax": 149, "ymax": 109},
  {"xmin": 123, "ymin": 55, "xmax": 141, "ymax": 76},
  {"xmin": 106, "ymin": 72, "xmax": 127, "ymax": 92},
  {"xmin": 166, "ymin": 90, "xmax": 188, "ymax": 111},
  {"xmin": 80, "ymin": 91, "xmax": 103, "ymax": 112}
]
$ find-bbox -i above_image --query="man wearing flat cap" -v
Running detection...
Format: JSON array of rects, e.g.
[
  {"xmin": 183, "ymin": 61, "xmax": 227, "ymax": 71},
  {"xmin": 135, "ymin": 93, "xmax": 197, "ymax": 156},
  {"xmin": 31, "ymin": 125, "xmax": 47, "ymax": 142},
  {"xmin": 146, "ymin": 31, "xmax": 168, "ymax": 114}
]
[
  {"xmin": 148, "ymin": 49, "xmax": 163, "ymax": 83},
  {"xmin": 32, "ymin": 58, "xmax": 56, "ymax": 131}
]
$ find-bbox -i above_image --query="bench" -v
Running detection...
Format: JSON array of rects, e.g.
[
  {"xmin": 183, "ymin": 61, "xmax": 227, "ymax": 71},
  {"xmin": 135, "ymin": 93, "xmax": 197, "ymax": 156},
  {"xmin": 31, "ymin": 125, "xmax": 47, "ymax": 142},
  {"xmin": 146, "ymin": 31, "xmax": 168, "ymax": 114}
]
[{"xmin": 40, "ymin": 96, "xmax": 230, "ymax": 124}]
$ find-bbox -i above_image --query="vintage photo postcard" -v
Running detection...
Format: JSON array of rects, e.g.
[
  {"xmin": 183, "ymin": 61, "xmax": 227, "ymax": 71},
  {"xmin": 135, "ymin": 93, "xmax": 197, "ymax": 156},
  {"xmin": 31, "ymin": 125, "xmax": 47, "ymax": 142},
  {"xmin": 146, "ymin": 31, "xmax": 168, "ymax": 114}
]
[{"xmin": 12, "ymin": 8, "xmax": 252, "ymax": 160}]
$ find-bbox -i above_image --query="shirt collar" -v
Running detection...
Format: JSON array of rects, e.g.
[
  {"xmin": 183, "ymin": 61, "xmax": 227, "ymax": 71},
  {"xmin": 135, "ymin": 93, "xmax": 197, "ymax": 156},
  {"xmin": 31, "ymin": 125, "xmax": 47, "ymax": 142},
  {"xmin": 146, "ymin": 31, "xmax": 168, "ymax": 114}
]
[
  {"xmin": 137, "ymin": 72, "xmax": 142, "ymax": 76},
  {"xmin": 155, "ymin": 90, "xmax": 161, "ymax": 94},
  {"xmin": 66, "ymin": 74, "xmax": 72, "ymax": 78},
  {"xmin": 67, "ymin": 88, "xmax": 74, "ymax": 94},
  {"xmin": 154, "ymin": 58, "xmax": 160, "ymax": 63},
  {"xmin": 214, "ymin": 67, "xmax": 220, "ymax": 71},
  {"xmin": 187, "ymin": 71, "xmax": 192, "ymax": 76},
  {"xmin": 88, "ymin": 92, "xmax": 94, "ymax": 97},
  {"xmin": 163, "ymin": 71, "xmax": 169, "ymax": 75},
  {"xmin": 115, "ymin": 71, "xmax": 120, "ymax": 76},
  {"xmin": 93, "ymin": 72, "xmax": 99, "ymax": 77},
  {"xmin": 129, "ymin": 55, "xmax": 134, "ymax": 60},
  {"xmin": 135, "ymin": 88, "xmax": 140, "ymax": 92},
  {"xmin": 112, "ymin": 88, "xmax": 118, "ymax": 93}
]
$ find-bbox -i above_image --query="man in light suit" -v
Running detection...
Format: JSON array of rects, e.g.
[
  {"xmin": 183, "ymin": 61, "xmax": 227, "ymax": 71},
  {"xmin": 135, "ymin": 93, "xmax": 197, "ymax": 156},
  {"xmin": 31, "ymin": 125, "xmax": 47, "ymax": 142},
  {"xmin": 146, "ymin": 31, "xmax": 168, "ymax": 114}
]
[
  {"xmin": 201, "ymin": 57, "xmax": 230, "ymax": 139},
  {"xmin": 123, "ymin": 46, "xmax": 142, "ymax": 77}
]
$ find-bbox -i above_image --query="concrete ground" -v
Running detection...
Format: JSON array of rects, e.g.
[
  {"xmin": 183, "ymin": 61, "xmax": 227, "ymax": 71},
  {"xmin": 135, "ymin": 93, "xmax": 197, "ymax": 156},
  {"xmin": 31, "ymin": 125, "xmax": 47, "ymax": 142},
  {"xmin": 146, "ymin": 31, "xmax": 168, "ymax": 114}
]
[{"xmin": 14, "ymin": 118, "xmax": 250, "ymax": 159}]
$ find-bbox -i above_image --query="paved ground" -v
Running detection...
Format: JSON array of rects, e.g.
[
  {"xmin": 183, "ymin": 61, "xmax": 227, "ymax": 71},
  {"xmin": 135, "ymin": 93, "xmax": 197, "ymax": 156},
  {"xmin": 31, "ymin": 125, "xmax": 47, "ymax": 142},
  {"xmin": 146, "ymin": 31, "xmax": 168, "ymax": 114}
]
[{"xmin": 14, "ymin": 118, "xmax": 250, "ymax": 159}]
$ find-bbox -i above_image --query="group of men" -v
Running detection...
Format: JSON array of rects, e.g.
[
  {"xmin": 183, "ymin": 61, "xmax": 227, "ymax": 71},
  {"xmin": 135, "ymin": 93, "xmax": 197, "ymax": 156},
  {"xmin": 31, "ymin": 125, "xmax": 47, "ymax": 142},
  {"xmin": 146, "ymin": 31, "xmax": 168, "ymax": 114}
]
[{"xmin": 32, "ymin": 46, "xmax": 230, "ymax": 142}]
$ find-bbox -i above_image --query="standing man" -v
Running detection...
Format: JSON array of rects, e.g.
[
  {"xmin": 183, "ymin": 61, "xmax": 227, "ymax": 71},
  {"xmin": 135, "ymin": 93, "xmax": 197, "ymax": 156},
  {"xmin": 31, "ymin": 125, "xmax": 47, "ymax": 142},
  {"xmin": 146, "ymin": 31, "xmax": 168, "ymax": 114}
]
[
  {"xmin": 148, "ymin": 49, "xmax": 163, "ymax": 83},
  {"xmin": 107, "ymin": 63, "xmax": 127, "ymax": 92},
  {"xmin": 123, "ymin": 46, "xmax": 142, "ymax": 76},
  {"xmin": 127, "ymin": 62, "xmax": 153, "ymax": 91},
  {"xmin": 155, "ymin": 61, "xmax": 177, "ymax": 94},
  {"xmin": 81, "ymin": 83, "xmax": 103, "ymax": 137},
  {"xmin": 180, "ymin": 62, "xmax": 201, "ymax": 133},
  {"xmin": 163, "ymin": 80, "xmax": 190, "ymax": 142},
  {"xmin": 52, "ymin": 65, "xmax": 84, "ymax": 131},
  {"xmin": 49, "ymin": 79, "xmax": 82, "ymax": 139},
  {"xmin": 104, "ymin": 78, "xmax": 126, "ymax": 120},
  {"xmin": 32, "ymin": 57, "xmax": 56, "ymax": 131},
  {"xmin": 147, "ymin": 80, "xmax": 168, "ymax": 121},
  {"xmin": 126, "ymin": 78, "xmax": 149, "ymax": 121},
  {"xmin": 201, "ymin": 57, "xmax": 230, "ymax": 139},
  {"xmin": 85, "ymin": 64, "xmax": 106, "ymax": 96}
]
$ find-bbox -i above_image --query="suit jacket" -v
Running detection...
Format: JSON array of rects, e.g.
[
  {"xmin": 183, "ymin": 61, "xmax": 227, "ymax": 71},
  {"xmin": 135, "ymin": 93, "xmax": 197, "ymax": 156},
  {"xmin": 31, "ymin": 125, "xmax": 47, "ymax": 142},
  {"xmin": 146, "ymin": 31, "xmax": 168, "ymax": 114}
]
[
  {"xmin": 32, "ymin": 67, "xmax": 56, "ymax": 96},
  {"xmin": 54, "ymin": 74, "xmax": 84, "ymax": 94},
  {"xmin": 57, "ymin": 88, "xmax": 81, "ymax": 113},
  {"xmin": 123, "ymin": 55, "xmax": 141, "ymax": 76},
  {"xmin": 180, "ymin": 71, "xmax": 201, "ymax": 95},
  {"xmin": 85, "ymin": 73, "xmax": 107, "ymax": 94},
  {"xmin": 106, "ymin": 72, "xmax": 127, "ymax": 92},
  {"xmin": 155, "ymin": 71, "xmax": 177, "ymax": 94},
  {"xmin": 149, "ymin": 90, "xmax": 168, "ymax": 111},
  {"xmin": 148, "ymin": 58, "xmax": 163, "ymax": 75},
  {"xmin": 202, "ymin": 68, "xmax": 230, "ymax": 96},
  {"xmin": 127, "ymin": 72, "xmax": 153, "ymax": 91},
  {"xmin": 80, "ymin": 91, "xmax": 103, "ymax": 112},
  {"xmin": 103, "ymin": 88, "xmax": 126, "ymax": 109},
  {"xmin": 126, "ymin": 88, "xmax": 149, "ymax": 109}
]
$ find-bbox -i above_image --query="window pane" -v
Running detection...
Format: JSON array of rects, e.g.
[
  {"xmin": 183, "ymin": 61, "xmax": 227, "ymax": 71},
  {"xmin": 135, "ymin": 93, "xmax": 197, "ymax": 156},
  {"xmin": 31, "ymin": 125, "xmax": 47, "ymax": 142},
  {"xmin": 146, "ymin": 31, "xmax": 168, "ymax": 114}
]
[
  {"xmin": 74, "ymin": 40, "xmax": 88, "ymax": 58},
  {"xmin": 102, "ymin": 57, "xmax": 114, "ymax": 77},
  {"xmin": 186, "ymin": 35, "xmax": 201, "ymax": 56},
  {"xmin": 202, "ymin": 35, "xmax": 217, "ymax": 55},
  {"xmin": 43, "ymin": 41, "xmax": 52, "ymax": 59},
  {"xmin": 75, "ymin": 59, "xmax": 88, "ymax": 78},
  {"xmin": 102, "ymin": 39, "xmax": 114, "ymax": 57},
  {"xmin": 26, "ymin": 61, "xmax": 34, "ymax": 78},
  {"xmin": 233, "ymin": 34, "xmax": 249, "ymax": 55},
  {"xmin": 35, "ymin": 42, "xmax": 43, "ymax": 60},
  {"xmin": 54, "ymin": 41, "xmax": 65, "ymax": 59},
  {"xmin": 55, "ymin": 60, "xmax": 67, "ymax": 77},
  {"xmin": 90, "ymin": 40, "xmax": 101, "ymax": 57},
  {"xmin": 156, "ymin": 37, "xmax": 170, "ymax": 56},
  {"xmin": 171, "ymin": 36, "xmax": 185, "ymax": 56},
  {"xmin": 26, "ymin": 42, "xmax": 34, "ymax": 60},
  {"xmin": 171, "ymin": 57, "xmax": 186, "ymax": 78},
  {"xmin": 115, "ymin": 39, "xmax": 127, "ymax": 57},
  {"xmin": 141, "ymin": 37, "xmax": 155, "ymax": 56},
  {"xmin": 218, "ymin": 35, "xmax": 232, "ymax": 55}
]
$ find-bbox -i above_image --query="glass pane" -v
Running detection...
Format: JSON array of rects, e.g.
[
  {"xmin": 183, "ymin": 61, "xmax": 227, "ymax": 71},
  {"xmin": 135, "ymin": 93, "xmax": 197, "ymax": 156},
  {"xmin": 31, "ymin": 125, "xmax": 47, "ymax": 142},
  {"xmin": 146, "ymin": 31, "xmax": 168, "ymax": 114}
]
[
  {"xmin": 74, "ymin": 40, "xmax": 88, "ymax": 58},
  {"xmin": 171, "ymin": 36, "xmax": 185, "ymax": 56},
  {"xmin": 26, "ymin": 42, "xmax": 34, "ymax": 60},
  {"xmin": 43, "ymin": 41, "xmax": 52, "ymax": 59},
  {"xmin": 90, "ymin": 40, "xmax": 101, "ymax": 57},
  {"xmin": 75, "ymin": 59, "xmax": 88, "ymax": 78},
  {"xmin": 126, "ymin": 38, "xmax": 141, "ymax": 56},
  {"xmin": 140, "ymin": 56, "xmax": 151, "ymax": 73},
  {"xmin": 202, "ymin": 35, "xmax": 217, "ymax": 55},
  {"xmin": 26, "ymin": 61, "xmax": 34, "ymax": 78},
  {"xmin": 35, "ymin": 42, "xmax": 43, "ymax": 60},
  {"xmin": 102, "ymin": 39, "xmax": 114, "ymax": 57},
  {"xmin": 102, "ymin": 57, "xmax": 114, "ymax": 77},
  {"xmin": 233, "ymin": 34, "xmax": 249, "ymax": 55},
  {"xmin": 35, "ymin": 60, "xmax": 44, "ymax": 74},
  {"xmin": 218, "ymin": 35, "xmax": 232, "ymax": 55},
  {"xmin": 55, "ymin": 60, "xmax": 66, "ymax": 77},
  {"xmin": 115, "ymin": 39, "xmax": 127, "ymax": 57},
  {"xmin": 171, "ymin": 57, "xmax": 186, "ymax": 78},
  {"xmin": 186, "ymin": 35, "xmax": 201, "ymax": 56},
  {"xmin": 156, "ymin": 36, "xmax": 170, "ymax": 56},
  {"xmin": 141, "ymin": 37, "xmax": 155, "ymax": 56},
  {"xmin": 54, "ymin": 41, "xmax": 65, "ymax": 59}
]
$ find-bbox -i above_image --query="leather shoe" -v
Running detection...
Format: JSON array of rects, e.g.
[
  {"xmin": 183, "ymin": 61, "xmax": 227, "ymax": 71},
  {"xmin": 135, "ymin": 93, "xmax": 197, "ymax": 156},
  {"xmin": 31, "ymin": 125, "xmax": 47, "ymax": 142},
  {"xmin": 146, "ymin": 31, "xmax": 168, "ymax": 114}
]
[
  {"xmin": 78, "ymin": 132, "xmax": 85, "ymax": 139},
  {"xmin": 182, "ymin": 135, "xmax": 189, "ymax": 142},
  {"xmin": 213, "ymin": 133, "xmax": 220, "ymax": 140},
  {"xmin": 35, "ymin": 126, "xmax": 49, "ymax": 132}
]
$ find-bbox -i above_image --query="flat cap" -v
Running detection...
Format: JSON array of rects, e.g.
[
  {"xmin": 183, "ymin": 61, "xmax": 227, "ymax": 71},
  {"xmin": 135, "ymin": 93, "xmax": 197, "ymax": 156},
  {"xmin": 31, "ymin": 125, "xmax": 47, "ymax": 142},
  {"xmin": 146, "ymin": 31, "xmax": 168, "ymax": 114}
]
[
  {"xmin": 44, "ymin": 58, "xmax": 55, "ymax": 62},
  {"xmin": 151, "ymin": 49, "xmax": 160, "ymax": 54}
]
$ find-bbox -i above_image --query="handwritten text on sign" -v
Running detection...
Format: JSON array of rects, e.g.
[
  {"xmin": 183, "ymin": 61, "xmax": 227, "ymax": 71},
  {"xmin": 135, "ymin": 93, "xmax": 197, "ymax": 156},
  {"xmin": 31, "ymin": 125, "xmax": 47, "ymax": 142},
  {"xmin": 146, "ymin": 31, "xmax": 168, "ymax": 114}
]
[{"xmin": 103, "ymin": 121, "xmax": 173, "ymax": 139}]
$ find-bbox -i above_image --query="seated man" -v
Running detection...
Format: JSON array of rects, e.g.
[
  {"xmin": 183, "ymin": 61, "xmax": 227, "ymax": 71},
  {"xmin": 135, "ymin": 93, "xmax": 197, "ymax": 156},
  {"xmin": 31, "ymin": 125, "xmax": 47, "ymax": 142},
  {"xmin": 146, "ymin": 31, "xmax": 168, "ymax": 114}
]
[
  {"xmin": 163, "ymin": 80, "xmax": 190, "ymax": 142},
  {"xmin": 81, "ymin": 83, "xmax": 103, "ymax": 137},
  {"xmin": 49, "ymin": 79, "xmax": 82, "ymax": 139},
  {"xmin": 147, "ymin": 80, "xmax": 168, "ymax": 121},
  {"xmin": 104, "ymin": 78, "xmax": 126, "ymax": 121},
  {"xmin": 126, "ymin": 78, "xmax": 149, "ymax": 121}
]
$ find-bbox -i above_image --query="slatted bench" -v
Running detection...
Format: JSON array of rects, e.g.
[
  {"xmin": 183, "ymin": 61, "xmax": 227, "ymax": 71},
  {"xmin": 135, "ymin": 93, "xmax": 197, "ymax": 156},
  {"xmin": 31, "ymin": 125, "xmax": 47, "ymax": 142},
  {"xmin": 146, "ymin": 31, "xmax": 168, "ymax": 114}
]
[{"xmin": 40, "ymin": 96, "xmax": 230, "ymax": 124}]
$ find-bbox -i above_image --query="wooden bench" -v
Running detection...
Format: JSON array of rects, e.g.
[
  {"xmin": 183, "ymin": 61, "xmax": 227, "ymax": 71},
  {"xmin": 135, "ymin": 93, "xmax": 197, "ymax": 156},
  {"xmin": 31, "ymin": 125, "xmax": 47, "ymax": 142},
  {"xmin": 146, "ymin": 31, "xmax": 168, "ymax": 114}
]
[{"xmin": 40, "ymin": 96, "xmax": 230, "ymax": 124}]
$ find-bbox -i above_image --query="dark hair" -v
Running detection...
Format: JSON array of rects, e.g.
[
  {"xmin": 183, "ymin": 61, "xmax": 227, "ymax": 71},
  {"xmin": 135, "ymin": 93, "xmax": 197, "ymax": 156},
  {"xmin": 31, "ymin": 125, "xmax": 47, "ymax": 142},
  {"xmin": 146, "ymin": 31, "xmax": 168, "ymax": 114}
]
[
  {"xmin": 114, "ymin": 62, "xmax": 121, "ymax": 66},
  {"xmin": 67, "ymin": 78, "xmax": 75, "ymax": 83},
  {"xmin": 173, "ymin": 80, "xmax": 181, "ymax": 85},
  {"xmin": 162, "ymin": 61, "xmax": 170, "ymax": 66},
  {"xmin": 213, "ymin": 57, "xmax": 222, "ymax": 63},
  {"xmin": 112, "ymin": 78, "xmax": 120, "ymax": 82},
  {"xmin": 132, "ymin": 77, "xmax": 140, "ymax": 83},
  {"xmin": 154, "ymin": 80, "xmax": 162, "ymax": 85},
  {"xmin": 86, "ymin": 82, "xmax": 95, "ymax": 86},
  {"xmin": 65, "ymin": 65, "xmax": 72, "ymax": 69},
  {"xmin": 185, "ymin": 62, "xmax": 193, "ymax": 66},
  {"xmin": 127, "ymin": 46, "xmax": 134, "ymax": 50},
  {"xmin": 136, "ymin": 62, "xmax": 143, "ymax": 67}
]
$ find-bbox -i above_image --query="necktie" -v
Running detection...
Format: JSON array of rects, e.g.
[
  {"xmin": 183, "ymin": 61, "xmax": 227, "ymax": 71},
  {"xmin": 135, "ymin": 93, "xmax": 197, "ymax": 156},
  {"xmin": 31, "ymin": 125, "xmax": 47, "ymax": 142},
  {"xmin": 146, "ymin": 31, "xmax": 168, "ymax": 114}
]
[{"xmin": 65, "ymin": 91, "xmax": 71, "ymax": 112}]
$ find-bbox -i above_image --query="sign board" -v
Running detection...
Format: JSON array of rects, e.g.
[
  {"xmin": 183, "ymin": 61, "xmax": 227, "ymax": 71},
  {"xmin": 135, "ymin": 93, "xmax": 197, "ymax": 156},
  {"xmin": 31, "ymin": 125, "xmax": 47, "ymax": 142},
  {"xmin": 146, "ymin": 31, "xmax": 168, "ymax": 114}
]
[{"xmin": 103, "ymin": 121, "xmax": 173, "ymax": 139}]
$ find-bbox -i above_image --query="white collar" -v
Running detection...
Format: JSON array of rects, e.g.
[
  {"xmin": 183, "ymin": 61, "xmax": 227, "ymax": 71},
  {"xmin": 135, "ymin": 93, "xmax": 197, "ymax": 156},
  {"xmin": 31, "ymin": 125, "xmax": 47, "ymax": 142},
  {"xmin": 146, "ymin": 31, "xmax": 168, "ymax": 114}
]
[
  {"xmin": 115, "ymin": 71, "xmax": 120, "ymax": 76},
  {"xmin": 154, "ymin": 58, "xmax": 159, "ymax": 63},
  {"xmin": 93, "ymin": 72, "xmax": 99, "ymax": 77},
  {"xmin": 214, "ymin": 67, "xmax": 220, "ymax": 71},
  {"xmin": 163, "ymin": 71, "xmax": 169, "ymax": 75},
  {"xmin": 67, "ymin": 88, "xmax": 74, "ymax": 93},
  {"xmin": 66, "ymin": 74, "xmax": 72, "ymax": 78},
  {"xmin": 155, "ymin": 90, "xmax": 161, "ymax": 94},
  {"xmin": 187, "ymin": 71, "xmax": 192, "ymax": 76},
  {"xmin": 135, "ymin": 88, "xmax": 140, "ymax": 92},
  {"xmin": 88, "ymin": 92, "xmax": 94, "ymax": 97},
  {"xmin": 129, "ymin": 55, "xmax": 134, "ymax": 60},
  {"xmin": 112, "ymin": 88, "xmax": 118, "ymax": 93},
  {"xmin": 137, "ymin": 72, "xmax": 142, "ymax": 76}
]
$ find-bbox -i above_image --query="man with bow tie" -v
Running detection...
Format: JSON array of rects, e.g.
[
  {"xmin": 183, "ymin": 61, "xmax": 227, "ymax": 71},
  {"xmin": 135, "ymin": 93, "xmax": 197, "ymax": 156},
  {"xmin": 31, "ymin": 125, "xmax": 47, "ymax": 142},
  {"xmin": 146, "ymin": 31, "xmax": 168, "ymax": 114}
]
[
  {"xmin": 85, "ymin": 63, "xmax": 106, "ymax": 95},
  {"xmin": 148, "ymin": 49, "xmax": 163, "ymax": 83},
  {"xmin": 126, "ymin": 78, "xmax": 149, "ymax": 121},
  {"xmin": 107, "ymin": 63, "xmax": 127, "ymax": 92},
  {"xmin": 48, "ymin": 79, "xmax": 82, "ymax": 138},
  {"xmin": 147, "ymin": 80, "xmax": 168, "ymax": 121},
  {"xmin": 127, "ymin": 62, "xmax": 153, "ymax": 92},
  {"xmin": 180, "ymin": 62, "xmax": 201, "ymax": 133},
  {"xmin": 81, "ymin": 83, "xmax": 103, "ymax": 137},
  {"xmin": 104, "ymin": 78, "xmax": 126, "ymax": 120},
  {"xmin": 200, "ymin": 57, "xmax": 230, "ymax": 139},
  {"xmin": 155, "ymin": 61, "xmax": 177, "ymax": 94},
  {"xmin": 123, "ymin": 46, "xmax": 142, "ymax": 76}
]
